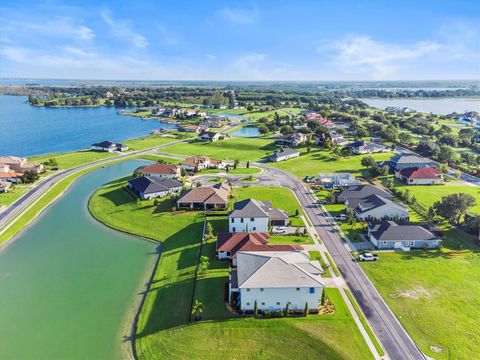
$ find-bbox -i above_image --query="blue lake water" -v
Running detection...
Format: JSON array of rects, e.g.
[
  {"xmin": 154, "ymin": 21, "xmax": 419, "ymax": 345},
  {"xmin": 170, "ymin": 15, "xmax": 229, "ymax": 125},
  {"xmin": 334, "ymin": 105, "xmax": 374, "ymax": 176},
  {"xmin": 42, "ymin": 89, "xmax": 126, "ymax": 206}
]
[
  {"xmin": 231, "ymin": 126, "xmax": 260, "ymax": 137},
  {"xmin": 0, "ymin": 95, "xmax": 176, "ymax": 157}
]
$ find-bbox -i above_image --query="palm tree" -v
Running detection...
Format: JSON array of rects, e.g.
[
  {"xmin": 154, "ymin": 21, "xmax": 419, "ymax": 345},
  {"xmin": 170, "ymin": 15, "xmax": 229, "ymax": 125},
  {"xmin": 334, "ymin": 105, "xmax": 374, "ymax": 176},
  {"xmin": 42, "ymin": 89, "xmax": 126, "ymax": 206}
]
[{"xmin": 191, "ymin": 299, "xmax": 204, "ymax": 321}]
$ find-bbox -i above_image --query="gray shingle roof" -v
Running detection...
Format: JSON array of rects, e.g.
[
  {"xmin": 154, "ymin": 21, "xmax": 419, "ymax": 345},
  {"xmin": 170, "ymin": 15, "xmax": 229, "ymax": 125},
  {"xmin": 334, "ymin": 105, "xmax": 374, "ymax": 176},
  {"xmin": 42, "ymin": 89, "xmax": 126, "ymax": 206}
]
[
  {"xmin": 338, "ymin": 184, "xmax": 393, "ymax": 202},
  {"xmin": 128, "ymin": 176, "xmax": 182, "ymax": 195},
  {"xmin": 274, "ymin": 148, "xmax": 300, "ymax": 157},
  {"xmin": 390, "ymin": 154, "xmax": 435, "ymax": 165},
  {"xmin": 229, "ymin": 199, "xmax": 288, "ymax": 220},
  {"xmin": 355, "ymin": 194, "xmax": 408, "ymax": 214},
  {"xmin": 370, "ymin": 221, "xmax": 439, "ymax": 241}
]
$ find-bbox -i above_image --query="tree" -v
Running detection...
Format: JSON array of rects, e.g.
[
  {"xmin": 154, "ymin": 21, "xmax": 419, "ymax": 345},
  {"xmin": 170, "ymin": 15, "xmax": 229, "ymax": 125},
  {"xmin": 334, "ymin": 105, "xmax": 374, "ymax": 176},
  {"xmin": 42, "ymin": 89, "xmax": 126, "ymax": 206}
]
[
  {"xmin": 246, "ymin": 161, "xmax": 250, "ymax": 169},
  {"xmin": 283, "ymin": 302, "xmax": 290, "ymax": 317},
  {"xmin": 198, "ymin": 256, "xmax": 209, "ymax": 278},
  {"xmin": 386, "ymin": 178, "xmax": 394, "ymax": 189},
  {"xmin": 307, "ymin": 145, "xmax": 312, "ymax": 154},
  {"xmin": 258, "ymin": 124, "xmax": 269, "ymax": 135},
  {"xmin": 433, "ymin": 193, "xmax": 476, "ymax": 224},
  {"xmin": 180, "ymin": 168, "xmax": 187, "ymax": 177},
  {"xmin": 304, "ymin": 302, "xmax": 309, "ymax": 317},
  {"xmin": 437, "ymin": 145, "xmax": 456, "ymax": 164},
  {"xmin": 205, "ymin": 222, "xmax": 213, "ymax": 239},
  {"xmin": 361, "ymin": 156, "xmax": 375, "ymax": 168},
  {"xmin": 325, "ymin": 192, "xmax": 335, "ymax": 204},
  {"xmin": 246, "ymin": 104, "xmax": 254, "ymax": 111},
  {"xmin": 294, "ymin": 209, "xmax": 299, "ymax": 217},
  {"xmin": 191, "ymin": 299, "xmax": 204, "ymax": 321},
  {"xmin": 254, "ymin": 300, "xmax": 258, "ymax": 317},
  {"xmin": 21, "ymin": 170, "xmax": 39, "ymax": 184}
]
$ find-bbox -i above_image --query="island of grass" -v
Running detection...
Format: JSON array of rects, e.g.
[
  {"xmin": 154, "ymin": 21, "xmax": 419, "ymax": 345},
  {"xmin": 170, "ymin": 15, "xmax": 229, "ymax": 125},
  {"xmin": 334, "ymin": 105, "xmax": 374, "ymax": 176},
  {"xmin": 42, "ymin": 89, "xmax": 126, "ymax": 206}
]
[{"xmin": 88, "ymin": 176, "xmax": 373, "ymax": 360}]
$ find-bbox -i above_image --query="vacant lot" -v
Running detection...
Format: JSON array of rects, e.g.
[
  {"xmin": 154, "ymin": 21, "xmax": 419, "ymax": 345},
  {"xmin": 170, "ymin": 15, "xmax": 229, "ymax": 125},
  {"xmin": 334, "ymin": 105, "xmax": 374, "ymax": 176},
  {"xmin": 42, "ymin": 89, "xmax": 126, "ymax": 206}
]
[
  {"xmin": 30, "ymin": 150, "xmax": 118, "ymax": 170},
  {"xmin": 162, "ymin": 138, "xmax": 277, "ymax": 162},
  {"xmin": 89, "ymin": 177, "xmax": 372, "ymax": 360}
]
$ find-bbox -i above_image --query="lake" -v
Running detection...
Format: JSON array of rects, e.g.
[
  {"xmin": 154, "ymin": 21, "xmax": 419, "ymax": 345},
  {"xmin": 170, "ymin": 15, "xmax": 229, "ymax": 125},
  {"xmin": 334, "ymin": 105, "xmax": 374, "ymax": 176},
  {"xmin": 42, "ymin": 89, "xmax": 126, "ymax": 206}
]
[
  {"xmin": 230, "ymin": 126, "xmax": 260, "ymax": 137},
  {"xmin": 0, "ymin": 159, "xmax": 157, "ymax": 359},
  {"xmin": 362, "ymin": 97, "xmax": 480, "ymax": 115},
  {"xmin": 0, "ymin": 95, "xmax": 176, "ymax": 157}
]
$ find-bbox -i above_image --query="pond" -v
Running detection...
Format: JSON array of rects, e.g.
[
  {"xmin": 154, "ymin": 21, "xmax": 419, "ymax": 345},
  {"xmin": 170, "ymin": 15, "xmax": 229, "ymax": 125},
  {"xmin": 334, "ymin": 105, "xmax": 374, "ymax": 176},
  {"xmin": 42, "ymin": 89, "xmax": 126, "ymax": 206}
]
[
  {"xmin": 0, "ymin": 159, "xmax": 157, "ymax": 359},
  {"xmin": 230, "ymin": 126, "xmax": 260, "ymax": 138}
]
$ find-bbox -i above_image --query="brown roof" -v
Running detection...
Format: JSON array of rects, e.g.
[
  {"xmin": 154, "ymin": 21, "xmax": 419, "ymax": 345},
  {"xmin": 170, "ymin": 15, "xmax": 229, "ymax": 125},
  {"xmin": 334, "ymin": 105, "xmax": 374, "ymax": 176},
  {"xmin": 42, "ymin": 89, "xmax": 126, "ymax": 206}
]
[
  {"xmin": 177, "ymin": 184, "xmax": 229, "ymax": 204},
  {"xmin": 399, "ymin": 167, "xmax": 442, "ymax": 180},
  {"xmin": 0, "ymin": 181, "xmax": 11, "ymax": 188},
  {"xmin": 0, "ymin": 170, "xmax": 20, "ymax": 178},
  {"xmin": 181, "ymin": 155, "xmax": 222, "ymax": 167},
  {"xmin": 216, "ymin": 232, "xmax": 303, "ymax": 258},
  {"xmin": 137, "ymin": 163, "xmax": 178, "ymax": 175}
]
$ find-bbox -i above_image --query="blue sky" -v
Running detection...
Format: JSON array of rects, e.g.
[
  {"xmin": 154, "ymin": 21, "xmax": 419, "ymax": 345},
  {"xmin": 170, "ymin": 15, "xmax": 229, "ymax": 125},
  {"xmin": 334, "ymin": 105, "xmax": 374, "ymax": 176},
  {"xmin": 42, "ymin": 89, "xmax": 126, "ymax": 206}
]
[{"xmin": 0, "ymin": 0, "xmax": 478, "ymax": 81}]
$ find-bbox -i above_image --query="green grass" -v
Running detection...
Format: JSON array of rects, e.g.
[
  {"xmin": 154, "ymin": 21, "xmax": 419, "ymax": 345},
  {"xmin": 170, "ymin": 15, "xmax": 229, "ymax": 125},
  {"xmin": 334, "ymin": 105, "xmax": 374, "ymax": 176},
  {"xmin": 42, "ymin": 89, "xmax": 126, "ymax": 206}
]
[
  {"xmin": 231, "ymin": 186, "xmax": 306, "ymax": 227},
  {"xmin": 324, "ymin": 252, "xmax": 340, "ymax": 277},
  {"xmin": 89, "ymin": 178, "xmax": 373, "ymax": 360},
  {"xmin": 272, "ymin": 149, "xmax": 393, "ymax": 179},
  {"xmin": 123, "ymin": 135, "xmax": 182, "ymax": 151},
  {"xmin": 0, "ymin": 186, "xmax": 29, "ymax": 206},
  {"xmin": 29, "ymin": 150, "xmax": 118, "ymax": 170},
  {"xmin": 360, "ymin": 228, "xmax": 480, "ymax": 359},
  {"xmin": 344, "ymin": 289, "xmax": 384, "ymax": 356},
  {"xmin": 308, "ymin": 251, "xmax": 332, "ymax": 277},
  {"xmin": 161, "ymin": 137, "xmax": 278, "ymax": 162},
  {"xmin": 269, "ymin": 234, "xmax": 313, "ymax": 244},
  {"xmin": 227, "ymin": 167, "xmax": 261, "ymax": 175}
]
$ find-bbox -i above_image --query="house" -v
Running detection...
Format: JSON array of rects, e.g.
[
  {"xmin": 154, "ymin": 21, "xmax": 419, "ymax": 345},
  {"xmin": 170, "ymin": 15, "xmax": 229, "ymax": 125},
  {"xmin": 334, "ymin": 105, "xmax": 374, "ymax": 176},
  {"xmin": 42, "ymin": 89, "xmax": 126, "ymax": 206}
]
[
  {"xmin": 128, "ymin": 176, "xmax": 183, "ymax": 200},
  {"xmin": 368, "ymin": 221, "xmax": 441, "ymax": 250},
  {"xmin": 178, "ymin": 124, "xmax": 201, "ymax": 133},
  {"xmin": 276, "ymin": 133, "xmax": 308, "ymax": 147},
  {"xmin": 395, "ymin": 167, "xmax": 443, "ymax": 185},
  {"xmin": 316, "ymin": 132, "xmax": 348, "ymax": 147},
  {"xmin": 91, "ymin": 141, "xmax": 128, "ymax": 152},
  {"xmin": 176, "ymin": 182, "xmax": 230, "ymax": 210},
  {"xmin": 389, "ymin": 154, "xmax": 436, "ymax": 171},
  {"xmin": 457, "ymin": 111, "xmax": 479, "ymax": 127},
  {"xmin": 135, "ymin": 163, "xmax": 180, "ymax": 179},
  {"xmin": 198, "ymin": 131, "xmax": 229, "ymax": 142},
  {"xmin": 270, "ymin": 148, "xmax": 300, "ymax": 162},
  {"xmin": 0, "ymin": 156, "xmax": 44, "ymax": 174},
  {"xmin": 0, "ymin": 181, "xmax": 11, "ymax": 193},
  {"xmin": 180, "ymin": 156, "xmax": 225, "ymax": 172},
  {"xmin": 229, "ymin": 251, "xmax": 324, "ymax": 312},
  {"xmin": 216, "ymin": 232, "xmax": 302, "ymax": 265},
  {"xmin": 336, "ymin": 184, "xmax": 393, "ymax": 204},
  {"xmin": 351, "ymin": 194, "xmax": 409, "ymax": 221},
  {"xmin": 228, "ymin": 199, "xmax": 289, "ymax": 233},
  {"xmin": 316, "ymin": 173, "xmax": 360, "ymax": 188},
  {"xmin": 346, "ymin": 141, "xmax": 386, "ymax": 154},
  {"xmin": 0, "ymin": 163, "xmax": 23, "ymax": 183}
]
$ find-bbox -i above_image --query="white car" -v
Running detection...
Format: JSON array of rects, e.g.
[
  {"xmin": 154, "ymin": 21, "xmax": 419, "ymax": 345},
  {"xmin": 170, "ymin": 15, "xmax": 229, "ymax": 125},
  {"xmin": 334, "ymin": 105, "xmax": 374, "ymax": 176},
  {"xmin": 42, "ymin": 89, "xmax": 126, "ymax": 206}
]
[
  {"xmin": 359, "ymin": 253, "xmax": 379, "ymax": 262},
  {"xmin": 335, "ymin": 214, "xmax": 347, "ymax": 221},
  {"xmin": 274, "ymin": 226, "xmax": 287, "ymax": 233}
]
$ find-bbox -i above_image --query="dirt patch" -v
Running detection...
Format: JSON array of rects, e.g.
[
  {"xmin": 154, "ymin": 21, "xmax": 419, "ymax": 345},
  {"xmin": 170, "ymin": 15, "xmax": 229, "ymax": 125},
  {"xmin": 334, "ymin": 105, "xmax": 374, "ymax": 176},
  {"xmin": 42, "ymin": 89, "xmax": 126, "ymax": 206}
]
[
  {"xmin": 430, "ymin": 345, "xmax": 442, "ymax": 353},
  {"xmin": 390, "ymin": 286, "xmax": 433, "ymax": 300}
]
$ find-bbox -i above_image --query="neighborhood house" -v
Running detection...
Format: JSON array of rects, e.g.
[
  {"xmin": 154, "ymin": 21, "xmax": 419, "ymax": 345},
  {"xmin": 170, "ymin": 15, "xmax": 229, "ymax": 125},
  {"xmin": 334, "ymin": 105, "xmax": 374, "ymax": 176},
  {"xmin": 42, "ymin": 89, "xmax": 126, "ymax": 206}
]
[
  {"xmin": 91, "ymin": 141, "xmax": 129, "ymax": 152},
  {"xmin": 389, "ymin": 154, "xmax": 436, "ymax": 171},
  {"xmin": 336, "ymin": 184, "xmax": 393, "ymax": 204},
  {"xmin": 316, "ymin": 173, "xmax": 360, "ymax": 188},
  {"xmin": 229, "ymin": 199, "xmax": 289, "ymax": 232},
  {"xmin": 395, "ymin": 167, "xmax": 443, "ymax": 185},
  {"xmin": 135, "ymin": 163, "xmax": 180, "ymax": 179},
  {"xmin": 229, "ymin": 251, "xmax": 324, "ymax": 312},
  {"xmin": 0, "ymin": 156, "xmax": 44, "ymax": 174},
  {"xmin": 128, "ymin": 176, "xmax": 183, "ymax": 200},
  {"xmin": 350, "ymin": 194, "xmax": 409, "ymax": 221},
  {"xmin": 176, "ymin": 182, "xmax": 230, "ymax": 210},
  {"xmin": 270, "ymin": 148, "xmax": 300, "ymax": 162},
  {"xmin": 346, "ymin": 141, "xmax": 386, "ymax": 154},
  {"xmin": 180, "ymin": 156, "xmax": 225, "ymax": 172}
]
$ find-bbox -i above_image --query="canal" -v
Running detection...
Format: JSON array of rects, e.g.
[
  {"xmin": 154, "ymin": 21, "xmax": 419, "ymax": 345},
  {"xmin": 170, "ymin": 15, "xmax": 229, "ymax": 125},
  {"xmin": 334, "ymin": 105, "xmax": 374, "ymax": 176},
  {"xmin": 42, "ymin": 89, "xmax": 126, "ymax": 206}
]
[{"xmin": 0, "ymin": 159, "xmax": 157, "ymax": 359}]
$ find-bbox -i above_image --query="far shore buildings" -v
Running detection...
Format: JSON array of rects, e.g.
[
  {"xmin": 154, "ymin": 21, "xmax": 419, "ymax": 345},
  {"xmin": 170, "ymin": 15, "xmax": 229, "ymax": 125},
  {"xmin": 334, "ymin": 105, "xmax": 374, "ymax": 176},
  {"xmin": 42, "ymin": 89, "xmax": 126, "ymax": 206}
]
[
  {"xmin": 0, "ymin": 156, "xmax": 44, "ymax": 174},
  {"xmin": 270, "ymin": 148, "xmax": 300, "ymax": 162},
  {"xmin": 128, "ymin": 176, "xmax": 183, "ymax": 200},
  {"xmin": 229, "ymin": 251, "xmax": 324, "ymax": 312},
  {"xmin": 228, "ymin": 199, "xmax": 289, "ymax": 233},
  {"xmin": 180, "ymin": 156, "xmax": 225, "ymax": 172},
  {"xmin": 91, "ymin": 141, "xmax": 129, "ymax": 152},
  {"xmin": 176, "ymin": 182, "xmax": 230, "ymax": 210},
  {"xmin": 135, "ymin": 163, "xmax": 180, "ymax": 179}
]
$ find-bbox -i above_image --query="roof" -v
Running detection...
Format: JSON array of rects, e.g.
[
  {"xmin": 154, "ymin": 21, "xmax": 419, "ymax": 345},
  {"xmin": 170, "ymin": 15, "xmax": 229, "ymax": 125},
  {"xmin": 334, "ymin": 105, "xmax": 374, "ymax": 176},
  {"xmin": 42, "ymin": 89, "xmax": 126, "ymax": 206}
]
[
  {"xmin": 0, "ymin": 170, "xmax": 21, "ymax": 178},
  {"xmin": 398, "ymin": 167, "xmax": 442, "ymax": 180},
  {"xmin": 348, "ymin": 140, "xmax": 385, "ymax": 150},
  {"xmin": 0, "ymin": 181, "xmax": 11, "ymax": 188},
  {"xmin": 236, "ymin": 251, "xmax": 324, "ymax": 289},
  {"xmin": 369, "ymin": 221, "xmax": 439, "ymax": 241},
  {"xmin": 217, "ymin": 232, "xmax": 302, "ymax": 257},
  {"xmin": 181, "ymin": 155, "xmax": 222, "ymax": 167},
  {"xmin": 390, "ymin": 154, "xmax": 434, "ymax": 165},
  {"xmin": 92, "ymin": 141, "xmax": 115, "ymax": 148},
  {"xmin": 229, "ymin": 199, "xmax": 289, "ymax": 220},
  {"xmin": 137, "ymin": 163, "xmax": 178, "ymax": 175},
  {"xmin": 177, "ymin": 184, "xmax": 229, "ymax": 204},
  {"xmin": 274, "ymin": 148, "xmax": 300, "ymax": 157},
  {"xmin": 0, "ymin": 156, "xmax": 25, "ymax": 165},
  {"xmin": 128, "ymin": 176, "xmax": 182, "ymax": 195},
  {"xmin": 338, "ymin": 184, "xmax": 393, "ymax": 201},
  {"xmin": 355, "ymin": 194, "xmax": 408, "ymax": 214}
]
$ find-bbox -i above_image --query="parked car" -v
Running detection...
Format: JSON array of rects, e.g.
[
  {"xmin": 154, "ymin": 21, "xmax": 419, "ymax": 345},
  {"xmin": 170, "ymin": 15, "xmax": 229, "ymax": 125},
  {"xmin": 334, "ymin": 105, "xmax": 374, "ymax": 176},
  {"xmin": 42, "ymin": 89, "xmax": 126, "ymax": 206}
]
[
  {"xmin": 304, "ymin": 176, "xmax": 315, "ymax": 183},
  {"xmin": 273, "ymin": 226, "xmax": 287, "ymax": 234},
  {"xmin": 359, "ymin": 253, "xmax": 379, "ymax": 262},
  {"xmin": 335, "ymin": 214, "xmax": 347, "ymax": 221}
]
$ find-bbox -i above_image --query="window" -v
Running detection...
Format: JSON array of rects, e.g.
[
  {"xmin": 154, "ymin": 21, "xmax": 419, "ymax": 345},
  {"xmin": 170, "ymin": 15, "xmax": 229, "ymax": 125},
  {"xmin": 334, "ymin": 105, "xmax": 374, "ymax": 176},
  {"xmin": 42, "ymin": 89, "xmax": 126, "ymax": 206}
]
[
  {"xmin": 296, "ymin": 288, "xmax": 300, "ymax": 291},
  {"xmin": 310, "ymin": 288, "xmax": 315, "ymax": 294},
  {"xmin": 232, "ymin": 227, "xmax": 236, "ymax": 232},
  {"xmin": 246, "ymin": 288, "xmax": 250, "ymax": 292},
  {"xmin": 383, "ymin": 241, "xmax": 387, "ymax": 245},
  {"xmin": 261, "ymin": 302, "xmax": 265, "ymax": 305},
  {"xmin": 241, "ymin": 218, "xmax": 244, "ymax": 223},
  {"xmin": 231, "ymin": 218, "xmax": 234, "ymax": 223},
  {"xmin": 276, "ymin": 302, "xmax": 280, "ymax": 305},
  {"xmin": 253, "ymin": 227, "xmax": 256, "ymax": 231},
  {"xmin": 246, "ymin": 302, "xmax": 250, "ymax": 306},
  {"xmin": 250, "ymin": 217, "xmax": 254, "ymax": 221},
  {"xmin": 260, "ymin": 288, "xmax": 264, "ymax": 291}
]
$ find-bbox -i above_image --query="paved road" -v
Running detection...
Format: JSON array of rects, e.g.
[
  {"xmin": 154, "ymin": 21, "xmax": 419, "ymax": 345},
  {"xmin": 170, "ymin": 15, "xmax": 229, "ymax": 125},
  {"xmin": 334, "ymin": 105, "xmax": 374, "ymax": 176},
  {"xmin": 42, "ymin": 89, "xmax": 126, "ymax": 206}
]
[{"xmin": 256, "ymin": 164, "xmax": 424, "ymax": 360}]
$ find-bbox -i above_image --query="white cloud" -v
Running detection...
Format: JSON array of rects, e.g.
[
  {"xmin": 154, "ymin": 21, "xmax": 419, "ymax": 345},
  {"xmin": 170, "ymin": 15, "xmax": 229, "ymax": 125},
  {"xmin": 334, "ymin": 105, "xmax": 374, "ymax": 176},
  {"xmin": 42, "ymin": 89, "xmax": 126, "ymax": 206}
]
[
  {"xmin": 214, "ymin": 5, "xmax": 259, "ymax": 24},
  {"xmin": 100, "ymin": 10, "xmax": 148, "ymax": 48}
]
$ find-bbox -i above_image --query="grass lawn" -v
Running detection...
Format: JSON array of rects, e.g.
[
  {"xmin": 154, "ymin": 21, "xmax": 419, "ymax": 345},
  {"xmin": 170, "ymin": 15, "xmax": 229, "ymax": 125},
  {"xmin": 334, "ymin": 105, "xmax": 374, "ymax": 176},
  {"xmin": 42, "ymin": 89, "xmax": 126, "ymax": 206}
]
[
  {"xmin": 0, "ymin": 187, "xmax": 28, "ymax": 206},
  {"xmin": 231, "ymin": 186, "xmax": 306, "ymax": 227},
  {"xmin": 227, "ymin": 167, "xmax": 261, "ymax": 175},
  {"xmin": 272, "ymin": 149, "xmax": 393, "ymax": 179},
  {"xmin": 360, "ymin": 228, "xmax": 480, "ymax": 359},
  {"xmin": 123, "ymin": 135, "xmax": 182, "ymax": 151},
  {"xmin": 269, "ymin": 234, "xmax": 313, "ymax": 245},
  {"xmin": 161, "ymin": 138, "xmax": 278, "ymax": 162},
  {"xmin": 89, "ymin": 178, "xmax": 373, "ymax": 360},
  {"xmin": 30, "ymin": 150, "xmax": 118, "ymax": 170}
]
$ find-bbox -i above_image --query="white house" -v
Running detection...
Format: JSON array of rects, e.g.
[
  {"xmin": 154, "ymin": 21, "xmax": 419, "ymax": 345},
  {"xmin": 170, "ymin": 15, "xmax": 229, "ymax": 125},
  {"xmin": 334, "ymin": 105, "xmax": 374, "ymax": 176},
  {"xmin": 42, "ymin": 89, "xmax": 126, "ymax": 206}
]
[
  {"xmin": 228, "ymin": 199, "xmax": 289, "ymax": 233},
  {"xmin": 270, "ymin": 148, "xmax": 300, "ymax": 162},
  {"xmin": 198, "ymin": 131, "xmax": 228, "ymax": 142},
  {"xmin": 230, "ymin": 251, "xmax": 324, "ymax": 312},
  {"xmin": 316, "ymin": 173, "xmax": 360, "ymax": 188},
  {"xmin": 91, "ymin": 141, "xmax": 128, "ymax": 152},
  {"xmin": 395, "ymin": 167, "xmax": 443, "ymax": 185},
  {"xmin": 352, "ymin": 194, "xmax": 409, "ymax": 221},
  {"xmin": 368, "ymin": 221, "xmax": 441, "ymax": 250},
  {"xmin": 128, "ymin": 176, "xmax": 183, "ymax": 200}
]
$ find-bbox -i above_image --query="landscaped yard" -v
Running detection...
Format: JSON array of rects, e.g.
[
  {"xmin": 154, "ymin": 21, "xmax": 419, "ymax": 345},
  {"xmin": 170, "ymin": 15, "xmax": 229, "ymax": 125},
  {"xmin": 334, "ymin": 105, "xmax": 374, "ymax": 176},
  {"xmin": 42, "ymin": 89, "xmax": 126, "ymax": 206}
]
[
  {"xmin": 30, "ymin": 150, "xmax": 118, "ymax": 170},
  {"xmin": 272, "ymin": 149, "xmax": 393, "ymax": 179},
  {"xmin": 89, "ymin": 177, "xmax": 373, "ymax": 360},
  {"xmin": 161, "ymin": 138, "xmax": 278, "ymax": 162},
  {"xmin": 0, "ymin": 186, "xmax": 28, "ymax": 206},
  {"xmin": 360, "ymin": 228, "xmax": 480, "ymax": 359},
  {"xmin": 227, "ymin": 167, "xmax": 261, "ymax": 175}
]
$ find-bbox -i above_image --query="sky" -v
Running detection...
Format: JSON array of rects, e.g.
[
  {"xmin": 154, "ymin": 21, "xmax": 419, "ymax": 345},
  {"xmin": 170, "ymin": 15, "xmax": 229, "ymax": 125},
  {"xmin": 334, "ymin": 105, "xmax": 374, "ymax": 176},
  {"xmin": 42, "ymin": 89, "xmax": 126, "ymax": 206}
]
[{"xmin": 0, "ymin": 0, "xmax": 478, "ymax": 81}]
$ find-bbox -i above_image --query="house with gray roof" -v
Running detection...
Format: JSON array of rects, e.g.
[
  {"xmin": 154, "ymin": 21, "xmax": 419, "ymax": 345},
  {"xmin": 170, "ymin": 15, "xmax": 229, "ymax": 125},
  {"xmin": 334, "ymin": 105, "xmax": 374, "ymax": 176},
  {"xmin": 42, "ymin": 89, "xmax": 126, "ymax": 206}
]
[
  {"xmin": 353, "ymin": 194, "xmax": 409, "ymax": 221},
  {"xmin": 228, "ymin": 199, "xmax": 289, "ymax": 233},
  {"xmin": 389, "ymin": 154, "xmax": 436, "ymax": 171},
  {"xmin": 128, "ymin": 176, "xmax": 183, "ymax": 200},
  {"xmin": 270, "ymin": 148, "xmax": 300, "ymax": 162},
  {"xmin": 336, "ymin": 184, "xmax": 393, "ymax": 204},
  {"xmin": 368, "ymin": 221, "xmax": 441, "ymax": 250},
  {"xmin": 229, "ymin": 251, "xmax": 324, "ymax": 312}
]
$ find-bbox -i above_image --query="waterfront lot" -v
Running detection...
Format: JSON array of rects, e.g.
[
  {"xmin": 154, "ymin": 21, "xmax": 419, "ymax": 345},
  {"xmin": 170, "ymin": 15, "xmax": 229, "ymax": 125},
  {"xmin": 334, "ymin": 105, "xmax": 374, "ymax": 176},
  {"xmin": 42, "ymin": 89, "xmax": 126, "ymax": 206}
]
[
  {"xmin": 162, "ymin": 138, "xmax": 278, "ymax": 162},
  {"xmin": 30, "ymin": 149, "xmax": 118, "ymax": 170},
  {"xmin": 89, "ymin": 178, "xmax": 372, "ymax": 360}
]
